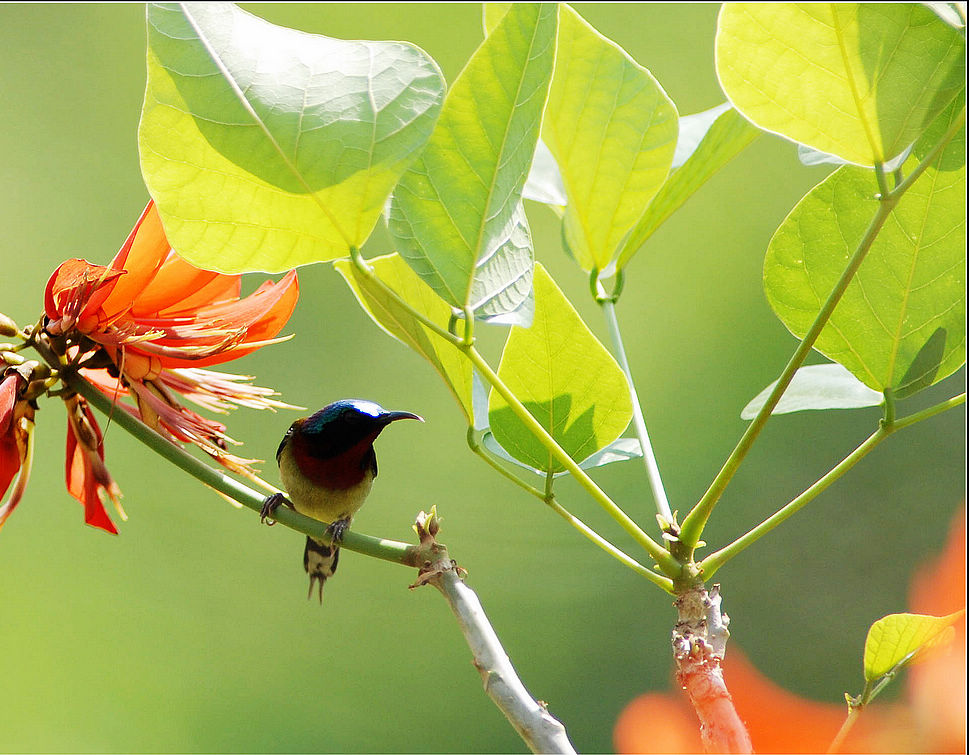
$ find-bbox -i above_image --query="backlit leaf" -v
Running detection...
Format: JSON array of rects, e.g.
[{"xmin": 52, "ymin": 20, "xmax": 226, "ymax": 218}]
[
  {"xmin": 543, "ymin": 4, "xmax": 678, "ymax": 272},
  {"xmin": 741, "ymin": 363, "xmax": 883, "ymax": 420},
  {"xmin": 717, "ymin": 4, "xmax": 965, "ymax": 166},
  {"xmin": 387, "ymin": 3, "xmax": 557, "ymax": 323},
  {"xmin": 864, "ymin": 610, "xmax": 964, "ymax": 681},
  {"xmin": 140, "ymin": 2, "xmax": 445, "ymax": 273},
  {"xmin": 488, "ymin": 264, "xmax": 632, "ymax": 473},
  {"xmin": 764, "ymin": 103, "xmax": 966, "ymax": 396}
]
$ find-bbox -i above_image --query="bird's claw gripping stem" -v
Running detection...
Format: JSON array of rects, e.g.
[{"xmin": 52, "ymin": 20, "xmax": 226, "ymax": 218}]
[
  {"xmin": 260, "ymin": 492, "xmax": 293, "ymax": 525},
  {"xmin": 325, "ymin": 517, "xmax": 351, "ymax": 544}
]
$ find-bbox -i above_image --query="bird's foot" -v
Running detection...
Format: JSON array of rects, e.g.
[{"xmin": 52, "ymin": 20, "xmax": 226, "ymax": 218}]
[
  {"xmin": 260, "ymin": 493, "xmax": 294, "ymax": 525},
  {"xmin": 325, "ymin": 517, "xmax": 352, "ymax": 544}
]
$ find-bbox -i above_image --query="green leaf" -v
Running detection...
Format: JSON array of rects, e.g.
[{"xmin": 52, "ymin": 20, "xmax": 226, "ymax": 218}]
[
  {"xmin": 139, "ymin": 2, "xmax": 445, "ymax": 273},
  {"xmin": 616, "ymin": 104, "xmax": 760, "ymax": 268},
  {"xmin": 741, "ymin": 364, "xmax": 883, "ymax": 420},
  {"xmin": 387, "ymin": 4, "xmax": 557, "ymax": 322},
  {"xmin": 488, "ymin": 264, "xmax": 632, "ymax": 473},
  {"xmin": 863, "ymin": 610, "xmax": 964, "ymax": 682},
  {"xmin": 333, "ymin": 254, "xmax": 473, "ymax": 423},
  {"xmin": 543, "ymin": 4, "xmax": 678, "ymax": 272},
  {"xmin": 764, "ymin": 104, "xmax": 966, "ymax": 396},
  {"xmin": 716, "ymin": 4, "xmax": 965, "ymax": 166},
  {"xmin": 483, "ymin": 3, "xmax": 513, "ymax": 34}
]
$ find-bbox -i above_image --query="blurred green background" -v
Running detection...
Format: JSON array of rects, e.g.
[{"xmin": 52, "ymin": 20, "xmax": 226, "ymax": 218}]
[{"xmin": 0, "ymin": 4, "xmax": 964, "ymax": 753}]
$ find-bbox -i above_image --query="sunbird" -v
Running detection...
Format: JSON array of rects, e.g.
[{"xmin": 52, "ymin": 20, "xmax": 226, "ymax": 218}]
[{"xmin": 262, "ymin": 399, "xmax": 422, "ymax": 602}]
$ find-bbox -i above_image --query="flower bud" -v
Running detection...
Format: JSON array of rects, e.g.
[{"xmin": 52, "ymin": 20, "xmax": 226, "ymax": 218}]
[{"xmin": 0, "ymin": 313, "xmax": 20, "ymax": 338}]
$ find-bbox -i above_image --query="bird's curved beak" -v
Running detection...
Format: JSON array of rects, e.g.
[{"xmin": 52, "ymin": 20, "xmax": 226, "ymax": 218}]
[{"xmin": 379, "ymin": 410, "xmax": 424, "ymax": 425}]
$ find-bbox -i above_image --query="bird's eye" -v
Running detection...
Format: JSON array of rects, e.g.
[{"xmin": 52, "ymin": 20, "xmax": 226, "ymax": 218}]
[{"xmin": 343, "ymin": 409, "xmax": 361, "ymax": 424}]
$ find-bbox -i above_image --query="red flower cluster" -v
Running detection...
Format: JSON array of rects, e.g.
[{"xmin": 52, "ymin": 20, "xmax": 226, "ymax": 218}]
[
  {"xmin": 1, "ymin": 200, "xmax": 298, "ymax": 534},
  {"xmin": 0, "ymin": 364, "xmax": 36, "ymax": 530}
]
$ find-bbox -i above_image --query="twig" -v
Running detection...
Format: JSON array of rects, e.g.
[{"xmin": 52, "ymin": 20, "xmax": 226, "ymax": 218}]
[{"xmin": 412, "ymin": 511, "xmax": 577, "ymax": 754}]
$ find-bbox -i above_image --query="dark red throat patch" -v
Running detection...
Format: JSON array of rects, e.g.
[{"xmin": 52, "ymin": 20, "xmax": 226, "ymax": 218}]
[{"xmin": 291, "ymin": 431, "xmax": 379, "ymax": 490}]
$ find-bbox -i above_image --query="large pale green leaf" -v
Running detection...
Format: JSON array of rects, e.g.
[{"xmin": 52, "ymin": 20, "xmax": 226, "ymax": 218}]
[
  {"xmin": 333, "ymin": 254, "xmax": 473, "ymax": 423},
  {"xmin": 489, "ymin": 264, "xmax": 632, "ymax": 473},
  {"xmin": 616, "ymin": 104, "xmax": 760, "ymax": 268},
  {"xmin": 387, "ymin": 4, "xmax": 557, "ymax": 322},
  {"xmin": 543, "ymin": 4, "xmax": 678, "ymax": 272},
  {"xmin": 764, "ymin": 104, "xmax": 966, "ymax": 396},
  {"xmin": 716, "ymin": 4, "xmax": 965, "ymax": 166},
  {"xmin": 741, "ymin": 364, "xmax": 883, "ymax": 420},
  {"xmin": 139, "ymin": 2, "xmax": 445, "ymax": 273},
  {"xmin": 486, "ymin": 7, "xmax": 568, "ymax": 211},
  {"xmin": 863, "ymin": 611, "xmax": 964, "ymax": 681}
]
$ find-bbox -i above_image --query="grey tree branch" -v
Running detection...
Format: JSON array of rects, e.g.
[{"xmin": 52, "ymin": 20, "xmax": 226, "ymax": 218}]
[{"xmin": 413, "ymin": 512, "xmax": 577, "ymax": 754}]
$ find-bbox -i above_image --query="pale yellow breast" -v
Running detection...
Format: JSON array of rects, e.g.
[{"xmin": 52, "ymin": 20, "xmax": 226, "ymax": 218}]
[{"xmin": 279, "ymin": 451, "xmax": 374, "ymax": 524}]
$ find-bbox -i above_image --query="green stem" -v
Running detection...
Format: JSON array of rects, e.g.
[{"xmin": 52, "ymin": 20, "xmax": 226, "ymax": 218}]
[
  {"xmin": 680, "ymin": 193, "xmax": 895, "ymax": 550},
  {"xmin": 467, "ymin": 428, "xmax": 547, "ymax": 501},
  {"xmin": 698, "ymin": 392, "xmax": 965, "ymax": 578},
  {"xmin": 545, "ymin": 498, "xmax": 674, "ymax": 593},
  {"xmin": 599, "ymin": 298, "xmax": 673, "ymax": 523},
  {"xmin": 468, "ymin": 428, "xmax": 670, "ymax": 589},
  {"xmin": 699, "ymin": 426, "xmax": 888, "ymax": 579},
  {"xmin": 882, "ymin": 388, "xmax": 896, "ymax": 426},
  {"xmin": 61, "ymin": 367, "xmax": 417, "ymax": 567},
  {"xmin": 874, "ymin": 160, "xmax": 890, "ymax": 197},
  {"xmin": 894, "ymin": 392, "xmax": 965, "ymax": 431},
  {"xmin": 462, "ymin": 344, "xmax": 678, "ymax": 575}
]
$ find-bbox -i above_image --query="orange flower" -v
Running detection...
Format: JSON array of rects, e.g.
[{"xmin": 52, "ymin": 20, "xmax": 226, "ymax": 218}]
[
  {"xmin": 614, "ymin": 507, "xmax": 966, "ymax": 754},
  {"xmin": 45, "ymin": 201, "xmax": 298, "ymax": 374},
  {"xmin": 27, "ymin": 200, "xmax": 299, "ymax": 533}
]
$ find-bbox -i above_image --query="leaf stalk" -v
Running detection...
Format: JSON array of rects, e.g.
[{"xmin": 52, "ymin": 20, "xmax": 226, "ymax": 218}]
[
  {"xmin": 698, "ymin": 391, "xmax": 965, "ymax": 578},
  {"xmin": 598, "ymin": 296, "xmax": 674, "ymax": 523}
]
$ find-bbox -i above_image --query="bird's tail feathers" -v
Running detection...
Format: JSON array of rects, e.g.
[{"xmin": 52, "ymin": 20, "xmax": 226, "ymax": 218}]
[{"xmin": 304, "ymin": 536, "xmax": 340, "ymax": 603}]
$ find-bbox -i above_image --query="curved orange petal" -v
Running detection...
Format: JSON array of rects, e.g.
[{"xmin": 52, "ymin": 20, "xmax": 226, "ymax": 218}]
[
  {"xmin": 194, "ymin": 270, "xmax": 298, "ymax": 335},
  {"xmin": 98, "ymin": 202, "xmax": 169, "ymax": 322},
  {"xmin": 0, "ymin": 373, "xmax": 17, "ymax": 434},
  {"xmin": 131, "ymin": 250, "xmax": 243, "ymax": 319},
  {"xmin": 64, "ymin": 398, "xmax": 119, "ymax": 534},
  {"xmin": 44, "ymin": 259, "xmax": 124, "ymax": 329},
  {"xmin": 150, "ymin": 270, "xmax": 299, "ymax": 369},
  {"xmin": 156, "ymin": 267, "xmax": 241, "ymax": 318}
]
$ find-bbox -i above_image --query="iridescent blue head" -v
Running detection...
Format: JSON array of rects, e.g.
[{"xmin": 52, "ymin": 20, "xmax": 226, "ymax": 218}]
[{"xmin": 277, "ymin": 399, "xmax": 423, "ymax": 462}]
